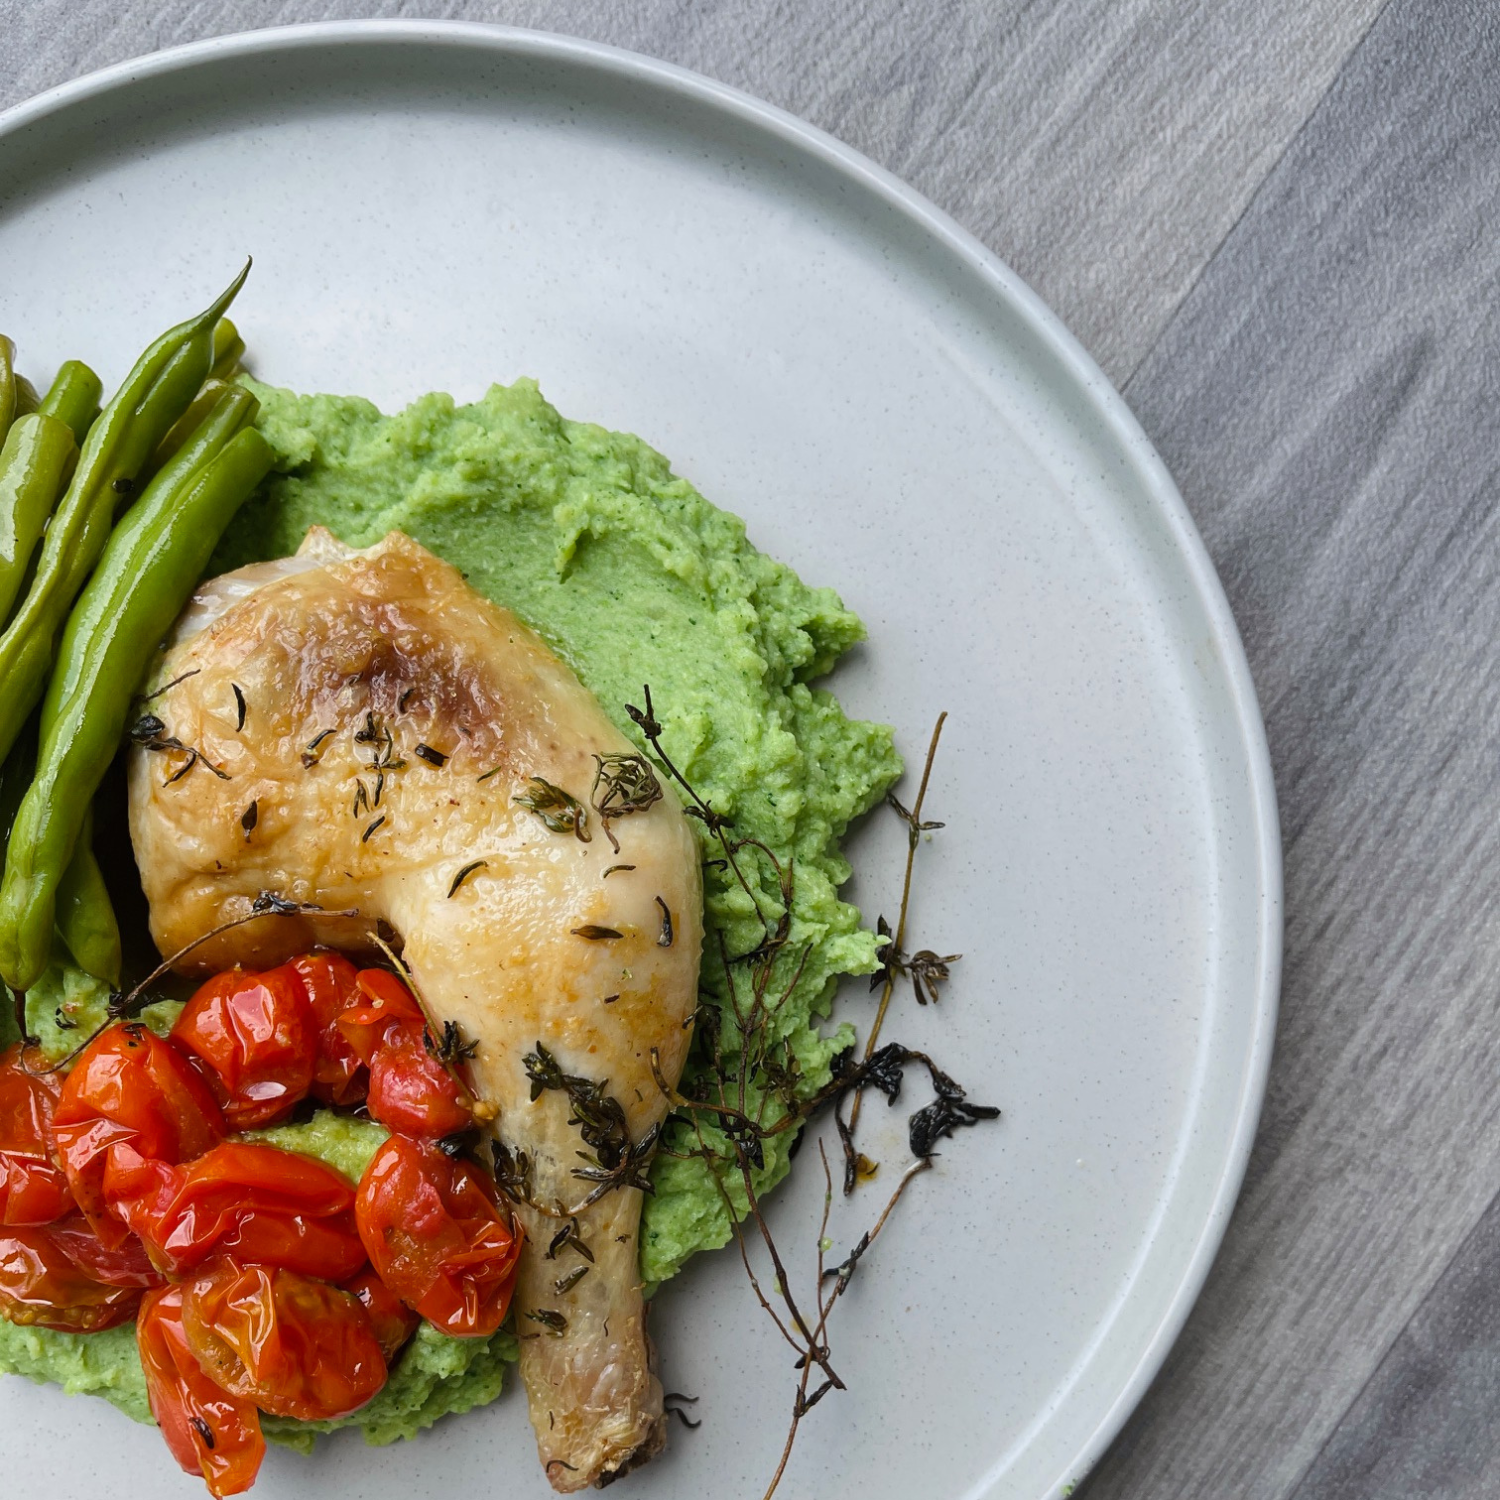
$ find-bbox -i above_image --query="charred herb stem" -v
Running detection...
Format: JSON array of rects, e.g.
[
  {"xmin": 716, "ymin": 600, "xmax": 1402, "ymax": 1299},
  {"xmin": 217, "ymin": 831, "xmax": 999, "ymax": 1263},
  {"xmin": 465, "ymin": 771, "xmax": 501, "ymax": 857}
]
[{"xmin": 850, "ymin": 711, "xmax": 947, "ymax": 1136}]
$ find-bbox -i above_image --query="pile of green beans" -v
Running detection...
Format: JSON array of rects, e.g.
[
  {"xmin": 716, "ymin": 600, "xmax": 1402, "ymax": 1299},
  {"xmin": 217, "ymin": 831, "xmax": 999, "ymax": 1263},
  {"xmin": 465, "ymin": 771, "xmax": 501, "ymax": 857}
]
[{"xmin": 0, "ymin": 266, "xmax": 272, "ymax": 996}]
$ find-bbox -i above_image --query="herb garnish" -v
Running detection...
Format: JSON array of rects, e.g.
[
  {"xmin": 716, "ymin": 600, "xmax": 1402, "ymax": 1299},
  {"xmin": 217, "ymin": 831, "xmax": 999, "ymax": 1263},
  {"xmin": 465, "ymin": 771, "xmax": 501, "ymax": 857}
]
[
  {"xmin": 426, "ymin": 1018, "xmax": 479, "ymax": 1064},
  {"xmin": 545, "ymin": 1217, "xmax": 594, "ymax": 1263},
  {"xmin": 553, "ymin": 1266, "xmax": 590, "ymax": 1295},
  {"xmin": 620, "ymin": 693, "xmax": 993, "ymax": 1498},
  {"xmin": 526, "ymin": 1309, "xmax": 568, "ymax": 1335},
  {"xmin": 302, "ymin": 728, "xmax": 335, "ymax": 767},
  {"xmin": 522, "ymin": 1040, "xmax": 661, "ymax": 1208},
  {"xmin": 136, "ymin": 668, "xmax": 200, "ymax": 704},
  {"xmin": 240, "ymin": 800, "xmax": 258, "ymax": 839},
  {"xmin": 590, "ymin": 753, "xmax": 663, "ymax": 852},
  {"xmin": 569, "ymin": 924, "xmax": 622, "ymax": 941},
  {"xmin": 514, "ymin": 777, "xmax": 590, "ymax": 841},
  {"xmin": 415, "ymin": 743, "xmax": 448, "ymax": 767},
  {"xmin": 654, "ymin": 896, "xmax": 674, "ymax": 948},
  {"xmin": 231, "ymin": 684, "xmax": 247, "ymax": 731},
  {"xmin": 490, "ymin": 1138, "xmax": 533, "ymax": 1203},
  {"xmin": 130, "ymin": 714, "xmax": 230, "ymax": 784},
  {"xmin": 447, "ymin": 859, "xmax": 488, "ymax": 898},
  {"xmin": 361, "ymin": 815, "xmax": 385, "ymax": 843},
  {"xmin": 664, "ymin": 1393, "xmax": 702, "ymax": 1430}
]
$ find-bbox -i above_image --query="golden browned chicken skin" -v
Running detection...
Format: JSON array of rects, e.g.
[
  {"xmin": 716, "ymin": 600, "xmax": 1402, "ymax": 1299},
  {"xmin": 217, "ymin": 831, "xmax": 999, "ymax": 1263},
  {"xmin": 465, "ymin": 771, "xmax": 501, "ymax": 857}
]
[{"xmin": 127, "ymin": 528, "xmax": 703, "ymax": 1490}]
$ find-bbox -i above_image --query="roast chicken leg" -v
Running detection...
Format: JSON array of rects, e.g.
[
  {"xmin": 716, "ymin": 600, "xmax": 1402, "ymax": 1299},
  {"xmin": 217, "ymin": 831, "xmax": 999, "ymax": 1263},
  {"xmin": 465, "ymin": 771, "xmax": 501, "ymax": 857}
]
[{"xmin": 127, "ymin": 528, "xmax": 704, "ymax": 1490}]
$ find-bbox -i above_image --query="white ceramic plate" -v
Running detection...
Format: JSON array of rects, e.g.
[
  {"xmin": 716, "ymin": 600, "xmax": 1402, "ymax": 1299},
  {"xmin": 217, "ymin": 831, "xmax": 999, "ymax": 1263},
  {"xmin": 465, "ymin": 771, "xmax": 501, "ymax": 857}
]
[{"xmin": 0, "ymin": 23, "xmax": 1279, "ymax": 1500}]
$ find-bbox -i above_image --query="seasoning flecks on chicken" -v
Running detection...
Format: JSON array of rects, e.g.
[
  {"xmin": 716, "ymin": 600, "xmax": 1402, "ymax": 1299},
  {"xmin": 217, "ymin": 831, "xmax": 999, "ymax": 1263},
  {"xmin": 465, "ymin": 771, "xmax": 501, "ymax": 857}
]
[{"xmin": 126, "ymin": 528, "xmax": 704, "ymax": 1491}]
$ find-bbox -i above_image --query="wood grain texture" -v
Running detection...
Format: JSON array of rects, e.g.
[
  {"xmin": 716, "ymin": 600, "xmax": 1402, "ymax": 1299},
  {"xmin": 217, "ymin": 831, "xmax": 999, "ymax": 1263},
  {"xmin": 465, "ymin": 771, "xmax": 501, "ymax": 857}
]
[
  {"xmin": 1288, "ymin": 1190, "xmax": 1500, "ymax": 1500},
  {"xmin": 0, "ymin": 0, "xmax": 1381, "ymax": 384},
  {"xmin": 1082, "ymin": 1, "xmax": 1500, "ymax": 1494}
]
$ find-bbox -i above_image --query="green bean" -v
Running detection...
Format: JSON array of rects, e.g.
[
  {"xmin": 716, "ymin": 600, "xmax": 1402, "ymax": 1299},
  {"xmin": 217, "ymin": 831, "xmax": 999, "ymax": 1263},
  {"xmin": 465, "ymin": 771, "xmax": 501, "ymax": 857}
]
[
  {"xmin": 0, "ymin": 424, "xmax": 272, "ymax": 990},
  {"xmin": 0, "ymin": 338, "xmax": 15, "ymax": 448},
  {"xmin": 38, "ymin": 361, "xmax": 103, "ymax": 445},
  {"xmin": 13, "ymin": 378, "xmax": 38, "ymax": 418},
  {"xmin": 0, "ymin": 715, "xmax": 37, "ymax": 867},
  {"xmin": 0, "ymin": 262, "xmax": 249, "ymax": 773},
  {"xmin": 43, "ymin": 384, "xmax": 256, "ymax": 715},
  {"xmin": 0, "ymin": 415, "xmax": 77, "ymax": 630},
  {"xmin": 148, "ymin": 377, "xmax": 233, "ymax": 474},
  {"xmin": 210, "ymin": 317, "xmax": 245, "ymax": 383},
  {"xmin": 54, "ymin": 808, "xmax": 120, "ymax": 986}
]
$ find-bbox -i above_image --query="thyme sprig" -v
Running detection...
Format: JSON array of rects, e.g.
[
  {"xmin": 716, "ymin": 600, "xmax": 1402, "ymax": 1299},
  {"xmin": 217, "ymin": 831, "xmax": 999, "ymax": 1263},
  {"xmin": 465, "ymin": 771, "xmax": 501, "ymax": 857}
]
[
  {"xmin": 850, "ymin": 711, "xmax": 952, "ymax": 1134},
  {"xmin": 590, "ymin": 752, "xmax": 663, "ymax": 852},
  {"xmin": 628, "ymin": 692, "xmax": 994, "ymax": 1498},
  {"xmin": 521, "ymin": 1041, "xmax": 660, "ymax": 1208},
  {"xmin": 129, "ymin": 714, "xmax": 231, "ymax": 785}
]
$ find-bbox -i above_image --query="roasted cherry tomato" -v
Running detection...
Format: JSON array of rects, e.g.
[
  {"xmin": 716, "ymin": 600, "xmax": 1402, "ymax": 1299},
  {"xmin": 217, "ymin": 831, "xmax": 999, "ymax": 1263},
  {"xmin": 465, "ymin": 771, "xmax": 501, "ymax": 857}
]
[
  {"xmin": 105, "ymin": 1140, "xmax": 366, "ymax": 1280},
  {"xmin": 138, "ymin": 1285, "xmax": 265, "ymax": 1498},
  {"xmin": 51, "ymin": 1024, "xmax": 224, "ymax": 1242},
  {"xmin": 0, "ymin": 1224, "xmax": 143, "ymax": 1331},
  {"xmin": 335, "ymin": 968, "xmax": 424, "ymax": 1066},
  {"xmin": 0, "ymin": 1043, "xmax": 72, "ymax": 1225},
  {"xmin": 356, "ymin": 1135, "xmax": 522, "ymax": 1337},
  {"xmin": 342, "ymin": 1267, "xmax": 420, "ymax": 1361},
  {"xmin": 170, "ymin": 966, "xmax": 316, "ymax": 1130},
  {"xmin": 287, "ymin": 952, "xmax": 365, "ymax": 1106},
  {"xmin": 366, "ymin": 1022, "xmax": 472, "ymax": 1138},
  {"xmin": 182, "ymin": 1261, "xmax": 387, "ymax": 1421},
  {"xmin": 47, "ymin": 1213, "xmax": 164, "ymax": 1289}
]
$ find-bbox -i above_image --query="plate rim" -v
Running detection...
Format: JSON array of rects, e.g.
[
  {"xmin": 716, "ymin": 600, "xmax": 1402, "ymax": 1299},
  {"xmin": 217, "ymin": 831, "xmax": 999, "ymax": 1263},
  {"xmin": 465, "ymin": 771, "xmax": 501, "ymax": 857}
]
[{"xmin": 0, "ymin": 20, "xmax": 1283, "ymax": 1497}]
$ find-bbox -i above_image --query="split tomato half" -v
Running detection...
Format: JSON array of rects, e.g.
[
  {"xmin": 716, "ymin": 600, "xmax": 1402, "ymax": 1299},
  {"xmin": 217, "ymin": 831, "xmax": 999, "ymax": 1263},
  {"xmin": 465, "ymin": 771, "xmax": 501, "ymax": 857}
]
[
  {"xmin": 0, "ymin": 1223, "xmax": 144, "ymax": 1332},
  {"xmin": 0, "ymin": 1043, "xmax": 72, "ymax": 1225},
  {"xmin": 171, "ymin": 967, "xmax": 317, "ymax": 1130},
  {"xmin": 356, "ymin": 1134, "xmax": 522, "ymax": 1338},
  {"xmin": 138, "ymin": 1284, "xmax": 266, "ymax": 1498},
  {"xmin": 104, "ymin": 1140, "xmax": 366, "ymax": 1281},
  {"xmin": 181, "ymin": 1260, "xmax": 387, "ymax": 1421},
  {"xmin": 52, "ymin": 1025, "xmax": 224, "ymax": 1243}
]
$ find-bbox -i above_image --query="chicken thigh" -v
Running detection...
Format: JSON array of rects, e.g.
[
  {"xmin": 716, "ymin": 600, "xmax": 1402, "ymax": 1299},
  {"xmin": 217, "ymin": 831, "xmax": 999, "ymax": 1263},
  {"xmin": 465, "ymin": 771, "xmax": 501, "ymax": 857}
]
[{"xmin": 127, "ymin": 528, "xmax": 704, "ymax": 1490}]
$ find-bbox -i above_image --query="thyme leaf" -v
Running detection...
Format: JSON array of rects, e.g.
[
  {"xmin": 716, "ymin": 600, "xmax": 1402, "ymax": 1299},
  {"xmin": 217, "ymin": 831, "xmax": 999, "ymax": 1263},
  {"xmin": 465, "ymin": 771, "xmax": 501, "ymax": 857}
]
[
  {"xmin": 447, "ymin": 859, "xmax": 488, "ymax": 897},
  {"xmin": 514, "ymin": 777, "xmax": 590, "ymax": 841},
  {"xmin": 425, "ymin": 1018, "xmax": 479, "ymax": 1064},
  {"xmin": 491, "ymin": 1138, "xmax": 533, "ymax": 1204}
]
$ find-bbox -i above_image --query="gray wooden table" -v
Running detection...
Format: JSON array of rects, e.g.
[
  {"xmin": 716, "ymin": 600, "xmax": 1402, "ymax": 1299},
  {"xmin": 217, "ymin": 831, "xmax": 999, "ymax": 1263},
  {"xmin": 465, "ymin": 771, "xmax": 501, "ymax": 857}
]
[{"xmin": 0, "ymin": 1, "xmax": 1484, "ymax": 1495}]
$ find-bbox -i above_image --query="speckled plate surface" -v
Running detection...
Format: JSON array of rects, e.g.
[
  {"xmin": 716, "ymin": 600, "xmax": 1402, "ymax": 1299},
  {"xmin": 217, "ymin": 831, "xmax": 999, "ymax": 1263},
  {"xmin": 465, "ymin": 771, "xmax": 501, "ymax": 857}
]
[{"xmin": 0, "ymin": 23, "xmax": 1279, "ymax": 1500}]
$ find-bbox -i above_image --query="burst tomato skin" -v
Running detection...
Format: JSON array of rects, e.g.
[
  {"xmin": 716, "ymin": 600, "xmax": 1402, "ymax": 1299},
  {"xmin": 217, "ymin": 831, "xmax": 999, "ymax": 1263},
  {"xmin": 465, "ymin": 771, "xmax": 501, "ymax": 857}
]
[
  {"xmin": 51, "ymin": 1025, "xmax": 224, "ymax": 1241},
  {"xmin": 182, "ymin": 1261, "xmax": 387, "ymax": 1421},
  {"xmin": 138, "ymin": 1284, "xmax": 265, "ymax": 1498},
  {"xmin": 170, "ymin": 967, "xmax": 316, "ymax": 1130},
  {"xmin": 366, "ymin": 1023, "xmax": 472, "ymax": 1138},
  {"xmin": 0, "ymin": 1224, "xmax": 143, "ymax": 1331},
  {"xmin": 104, "ymin": 1140, "xmax": 366, "ymax": 1281},
  {"xmin": 46, "ymin": 1213, "xmax": 164, "ymax": 1289},
  {"xmin": 342, "ymin": 1267, "xmax": 420, "ymax": 1361},
  {"xmin": 287, "ymin": 952, "xmax": 365, "ymax": 1106},
  {"xmin": 0, "ymin": 1044, "xmax": 72, "ymax": 1225},
  {"xmin": 335, "ymin": 968, "xmax": 424, "ymax": 1066},
  {"xmin": 356, "ymin": 1135, "xmax": 522, "ymax": 1338}
]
